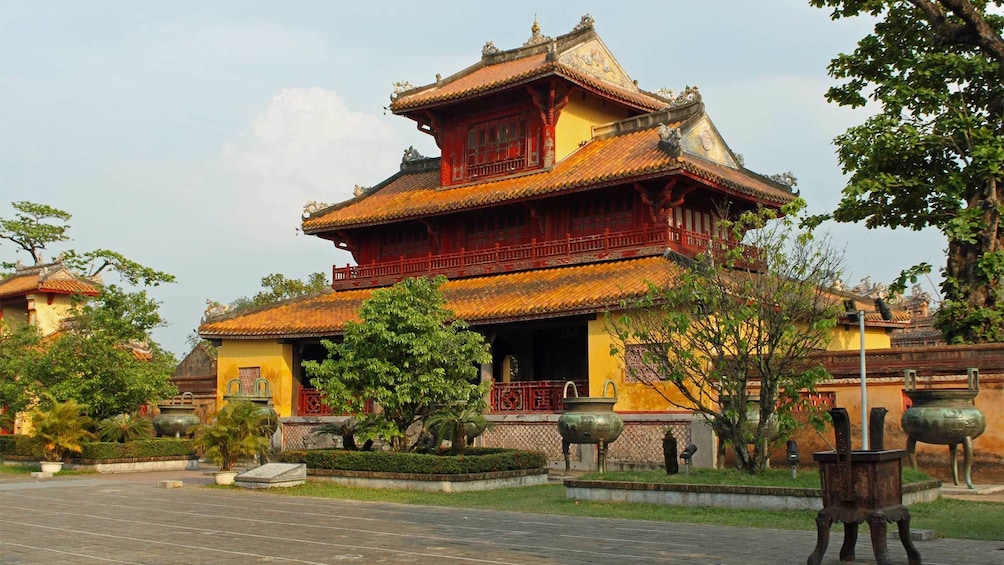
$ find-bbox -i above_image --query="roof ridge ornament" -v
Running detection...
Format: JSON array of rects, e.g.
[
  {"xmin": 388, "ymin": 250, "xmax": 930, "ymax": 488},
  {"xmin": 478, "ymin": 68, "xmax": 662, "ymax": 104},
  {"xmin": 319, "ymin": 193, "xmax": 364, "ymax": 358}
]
[
  {"xmin": 768, "ymin": 171, "xmax": 798, "ymax": 188},
  {"xmin": 572, "ymin": 13, "xmax": 595, "ymax": 32},
  {"xmin": 302, "ymin": 200, "xmax": 332, "ymax": 219},
  {"xmin": 655, "ymin": 85, "xmax": 701, "ymax": 108},
  {"xmin": 402, "ymin": 145, "xmax": 425, "ymax": 163},
  {"xmin": 482, "ymin": 40, "xmax": 500, "ymax": 56},
  {"xmin": 657, "ymin": 124, "xmax": 683, "ymax": 158},
  {"xmin": 390, "ymin": 81, "xmax": 415, "ymax": 100},
  {"xmin": 523, "ymin": 15, "xmax": 551, "ymax": 47}
]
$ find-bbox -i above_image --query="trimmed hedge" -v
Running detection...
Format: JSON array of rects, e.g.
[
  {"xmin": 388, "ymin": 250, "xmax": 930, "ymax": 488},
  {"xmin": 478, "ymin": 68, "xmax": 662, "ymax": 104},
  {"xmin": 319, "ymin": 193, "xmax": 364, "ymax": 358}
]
[
  {"xmin": 276, "ymin": 447, "xmax": 547, "ymax": 475},
  {"xmin": 0, "ymin": 435, "xmax": 43, "ymax": 458},
  {"xmin": 0, "ymin": 435, "xmax": 192, "ymax": 460},
  {"xmin": 78, "ymin": 439, "xmax": 194, "ymax": 460}
]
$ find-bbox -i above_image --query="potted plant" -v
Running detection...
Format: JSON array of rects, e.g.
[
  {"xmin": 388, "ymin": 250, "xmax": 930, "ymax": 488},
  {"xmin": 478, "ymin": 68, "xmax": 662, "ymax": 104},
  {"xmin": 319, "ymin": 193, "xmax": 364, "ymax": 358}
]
[
  {"xmin": 29, "ymin": 392, "xmax": 95, "ymax": 473},
  {"xmin": 189, "ymin": 399, "xmax": 272, "ymax": 485}
]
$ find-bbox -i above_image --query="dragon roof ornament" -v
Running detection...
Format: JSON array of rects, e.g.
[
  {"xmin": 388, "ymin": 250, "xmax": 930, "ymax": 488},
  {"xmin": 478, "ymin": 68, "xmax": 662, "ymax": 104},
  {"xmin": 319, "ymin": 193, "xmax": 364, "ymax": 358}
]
[{"xmin": 572, "ymin": 14, "xmax": 595, "ymax": 32}]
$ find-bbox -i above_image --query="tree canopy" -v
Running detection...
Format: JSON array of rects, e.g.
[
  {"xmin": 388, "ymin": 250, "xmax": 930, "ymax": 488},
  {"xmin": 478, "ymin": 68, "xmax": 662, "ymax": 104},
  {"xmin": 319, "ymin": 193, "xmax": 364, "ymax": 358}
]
[
  {"xmin": 0, "ymin": 286, "xmax": 178, "ymax": 420},
  {"xmin": 304, "ymin": 276, "xmax": 490, "ymax": 452},
  {"xmin": 810, "ymin": 0, "xmax": 1003, "ymax": 343},
  {"xmin": 0, "ymin": 200, "xmax": 174, "ymax": 286},
  {"xmin": 608, "ymin": 203, "xmax": 843, "ymax": 473},
  {"xmin": 229, "ymin": 272, "xmax": 329, "ymax": 311}
]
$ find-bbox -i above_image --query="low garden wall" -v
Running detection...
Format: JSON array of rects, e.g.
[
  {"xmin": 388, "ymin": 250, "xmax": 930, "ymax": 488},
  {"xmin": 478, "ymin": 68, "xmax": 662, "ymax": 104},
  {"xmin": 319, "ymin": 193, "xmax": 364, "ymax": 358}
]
[
  {"xmin": 310, "ymin": 468, "xmax": 549, "ymax": 492},
  {"xmin": 564, "ymin": 478, "xmax": 942, "ymax": 510}
]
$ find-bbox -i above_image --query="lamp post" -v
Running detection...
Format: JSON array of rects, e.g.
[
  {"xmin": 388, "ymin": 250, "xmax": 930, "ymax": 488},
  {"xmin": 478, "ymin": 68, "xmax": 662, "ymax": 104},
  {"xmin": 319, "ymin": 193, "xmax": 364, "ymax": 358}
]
[{"xmin": 844, "ymin": 300, "xmax": 868, "ymax": 450}]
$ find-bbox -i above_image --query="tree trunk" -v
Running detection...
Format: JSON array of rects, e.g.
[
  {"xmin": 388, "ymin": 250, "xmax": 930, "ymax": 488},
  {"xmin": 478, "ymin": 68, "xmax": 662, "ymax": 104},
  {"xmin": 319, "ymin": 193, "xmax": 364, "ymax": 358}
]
[{"xmin": 939, "ymin": 176, "xmax": 1003, "ymax": 343}]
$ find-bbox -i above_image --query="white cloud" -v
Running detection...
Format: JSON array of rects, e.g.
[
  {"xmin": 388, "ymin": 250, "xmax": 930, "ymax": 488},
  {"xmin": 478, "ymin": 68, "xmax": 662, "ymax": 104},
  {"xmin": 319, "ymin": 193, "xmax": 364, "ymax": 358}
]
[{"xmin": 221, "ymin": 87, "xmax": 400, "ymax": 244}]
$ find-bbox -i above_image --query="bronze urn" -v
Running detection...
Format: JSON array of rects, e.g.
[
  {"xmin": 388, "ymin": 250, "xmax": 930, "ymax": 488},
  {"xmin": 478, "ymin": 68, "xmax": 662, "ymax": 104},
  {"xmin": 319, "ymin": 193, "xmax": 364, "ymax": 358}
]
[
  {"xmin": 558, "ymin": 380, "xmax": 623, "ymax": 473},
  {"xmin": 901, "ymin": 368, "xmax": 986, "ymax": 489}
]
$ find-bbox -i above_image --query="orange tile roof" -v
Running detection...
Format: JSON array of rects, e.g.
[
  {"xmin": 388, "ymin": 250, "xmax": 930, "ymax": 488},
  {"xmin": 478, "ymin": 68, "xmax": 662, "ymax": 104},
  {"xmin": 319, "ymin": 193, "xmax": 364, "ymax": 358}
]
[
  {"xmin": 199, "ymin": 256, "xmax": 679, "ymax": 339},
  {"xmin": 0, "ymin": 268, "xmax": 100, "ymax": 299},
  {"xmin": 391, "ymin": 55, "xmax": 665, "ymax": 113},
  {"xmin": 303, "ymin": 126, "xmax": 795, "ymax": 233}
]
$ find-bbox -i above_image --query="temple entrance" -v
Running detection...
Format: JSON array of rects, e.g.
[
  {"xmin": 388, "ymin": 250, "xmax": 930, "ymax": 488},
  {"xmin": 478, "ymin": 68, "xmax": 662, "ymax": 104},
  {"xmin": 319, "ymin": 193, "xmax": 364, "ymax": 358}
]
[{"xmin": 482, "ymin": 316, "xmax": 590, "ymax": 413}]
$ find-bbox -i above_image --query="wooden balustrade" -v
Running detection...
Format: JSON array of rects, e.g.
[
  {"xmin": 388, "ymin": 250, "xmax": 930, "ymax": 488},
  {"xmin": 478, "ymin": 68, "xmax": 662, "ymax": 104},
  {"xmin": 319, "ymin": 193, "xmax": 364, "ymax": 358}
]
[
  {"xmin": 490, "ymin": 379, "xmax": 588, "ymax": 413},
  {"xmin": 296, "ymin": 388, "xmax": 373, "ymax": 416},
  {"xmin": 333, "ymin": 226, "xmax": 756, "ymax": 289}
]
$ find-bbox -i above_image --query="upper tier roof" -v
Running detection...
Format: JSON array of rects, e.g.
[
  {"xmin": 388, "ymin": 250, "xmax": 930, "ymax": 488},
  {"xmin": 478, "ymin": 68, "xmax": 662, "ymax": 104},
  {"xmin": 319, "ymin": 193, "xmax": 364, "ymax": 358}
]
[
  {"xmin": 0, "ymin": 262, "xmax": 100, "ymax": 299},
  {"xmin": 301, "ymin": 105, "xmax": 797, "ymax": 233},
  {"xmin": 390, "ymin": 16, "xmax": 668, "ymax": 113}
]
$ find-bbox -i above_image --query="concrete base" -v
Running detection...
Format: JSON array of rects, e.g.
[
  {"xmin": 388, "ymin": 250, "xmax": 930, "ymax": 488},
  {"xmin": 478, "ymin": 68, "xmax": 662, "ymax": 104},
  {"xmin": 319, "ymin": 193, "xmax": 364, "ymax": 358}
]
[
  {"xmin": 235, "ymin": 463, "xmax": 307, "ymax": 489},
  {"xmin": 310, "ymin": 468, "xmax": 549, "ymax": 492},
  {"xmin": 29, "ymin": 471, "xmax": 52, "ymax": 478},
  {"xmin": 157, "ymin": 480, "xmax": 184, "ymax": 489},
  {"xmin": 894, "ymin": 528, "xmax": 938, "ymax": 541}
]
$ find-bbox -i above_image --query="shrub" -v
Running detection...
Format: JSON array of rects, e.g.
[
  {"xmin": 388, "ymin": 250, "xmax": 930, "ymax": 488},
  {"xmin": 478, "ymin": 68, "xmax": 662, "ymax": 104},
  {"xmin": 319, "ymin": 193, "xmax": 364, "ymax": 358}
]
[
  {"xmin": 276, "ymin": 448, "xmax": 546, "ymax": 474},
  {"xmin": 0, "ymin": 434, "xmax": 43, "ymax": 458},
  {"xmin": 98, "ymin": 413, "xmax": 155, "ymax": 443},
  {"xmin": 77, "ymin": 439, "xmax": 193, "ymax": 460}
]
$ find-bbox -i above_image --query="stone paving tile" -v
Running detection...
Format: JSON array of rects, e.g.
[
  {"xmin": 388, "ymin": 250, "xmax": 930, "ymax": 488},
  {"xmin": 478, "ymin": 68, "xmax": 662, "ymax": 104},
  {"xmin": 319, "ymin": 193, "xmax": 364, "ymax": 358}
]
[{"xmin": 0, "ymin": 470, "xmax": 1001, "ymax": 565}]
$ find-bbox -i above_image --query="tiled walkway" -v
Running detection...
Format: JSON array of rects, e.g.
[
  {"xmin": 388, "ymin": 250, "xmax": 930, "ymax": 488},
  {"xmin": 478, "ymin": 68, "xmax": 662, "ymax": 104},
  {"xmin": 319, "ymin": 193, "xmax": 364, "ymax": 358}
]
[{"xmin": 0, "ymin": 469, "xmax": 1001, "ymax": 564}]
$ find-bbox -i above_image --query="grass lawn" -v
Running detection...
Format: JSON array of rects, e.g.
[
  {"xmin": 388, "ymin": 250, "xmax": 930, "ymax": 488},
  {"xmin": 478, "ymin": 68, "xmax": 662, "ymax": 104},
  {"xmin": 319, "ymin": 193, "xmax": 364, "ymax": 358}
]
[
  {"xmin": 254, "ymin": 474, "xmax": 1002, "ymax": 541},
  {"xmin": 576, "ymin": 467, "xmax": 933, "ymax": 488},
  {"xmin": 0, "ymin": 463, "xmax": 93, "ymax": 476}
]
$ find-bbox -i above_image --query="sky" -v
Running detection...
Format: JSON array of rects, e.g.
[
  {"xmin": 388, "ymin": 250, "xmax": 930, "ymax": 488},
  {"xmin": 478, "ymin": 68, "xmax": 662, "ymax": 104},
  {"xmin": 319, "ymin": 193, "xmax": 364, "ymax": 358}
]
[{"xmin": 1, "ymin": 1, "xmax": 947, "ymax": 358}]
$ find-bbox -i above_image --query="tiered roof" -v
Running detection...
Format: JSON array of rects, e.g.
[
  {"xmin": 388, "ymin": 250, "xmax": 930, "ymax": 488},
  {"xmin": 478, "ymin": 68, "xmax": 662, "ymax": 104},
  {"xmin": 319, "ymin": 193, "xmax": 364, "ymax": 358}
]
[{"xmin": 200, "ymin": 256, "xmax": 678, "ymax": 339}]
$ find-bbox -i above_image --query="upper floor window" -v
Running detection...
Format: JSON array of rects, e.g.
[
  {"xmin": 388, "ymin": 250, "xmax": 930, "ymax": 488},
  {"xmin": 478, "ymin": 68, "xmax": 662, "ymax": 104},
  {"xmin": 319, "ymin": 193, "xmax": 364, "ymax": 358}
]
[
  {"xmin": 379, "ymin": 225, "xmax": 428, "ymax": 261},
  {"xmin": 569, "ymin": 193, "xmax": 635, "ymax": 237},
  {"xmin": 465, "ymin": 210, "xmax": 526, "ymax": 250},
  {"xmin": 466, "ymin": 113, "xmax": 538, "ymax": 180}
]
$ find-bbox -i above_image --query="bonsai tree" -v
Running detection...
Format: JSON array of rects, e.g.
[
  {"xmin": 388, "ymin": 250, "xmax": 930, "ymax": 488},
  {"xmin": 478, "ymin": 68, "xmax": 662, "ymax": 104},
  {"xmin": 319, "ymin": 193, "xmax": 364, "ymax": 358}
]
[
  {"xmin": 189, "ymin": 399, "xmax": 271, "ymax": 472},
  {"xmin": 98, "ymin": 412, "xmax": 154, "ymax": 443},
  {"xmin": 29, "ymin": 392, "xmax": 95, "ymax": 462}
]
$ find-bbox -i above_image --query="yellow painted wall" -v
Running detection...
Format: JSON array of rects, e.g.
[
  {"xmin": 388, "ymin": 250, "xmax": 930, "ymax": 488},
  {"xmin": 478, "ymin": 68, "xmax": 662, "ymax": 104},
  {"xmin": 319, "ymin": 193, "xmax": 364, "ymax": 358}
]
[
  {"xmin": 554, "ymin": 94, "xmax": 630, "ymax": 162},
  {"xmin": 29, "ymin": 293, "xmax": 75, "ymax": 337},
  {"xmin": 1, "ymin": 305, "xmax": 28, "ymax": 326},
  {"xmin": 589, "ymin": 311, "xmax": 895, "ymax": 413},
  {"xmin": 216, "ymin": 340, "xmax": 294, "ymax": 417},
  {"xmin": 826, "ymin": 324, "xmax": 891, "ymax": 351}
]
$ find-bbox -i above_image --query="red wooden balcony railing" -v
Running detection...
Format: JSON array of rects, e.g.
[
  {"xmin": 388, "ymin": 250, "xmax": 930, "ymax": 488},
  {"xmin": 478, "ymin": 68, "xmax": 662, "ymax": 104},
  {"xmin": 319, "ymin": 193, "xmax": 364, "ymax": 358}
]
[
  {"xmin": 332, "ymin": 225, "xmax": 757, "ymax": 290},
  {"xmin": 490, "ymin": 379, "xmax": 588, "ymax": 413},
  {"xmin": 297, "ymin": 388, "xmax": 373, "ymax": 416}
]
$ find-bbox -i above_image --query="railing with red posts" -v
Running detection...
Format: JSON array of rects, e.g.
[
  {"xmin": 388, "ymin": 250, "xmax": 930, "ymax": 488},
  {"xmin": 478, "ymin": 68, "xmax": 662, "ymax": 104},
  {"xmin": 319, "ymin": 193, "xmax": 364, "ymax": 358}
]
[
  {"xmin": 297, "ymin": 388, "xmax": 373, "ymax": 416},
  {"xmin": 490, "ymin": 379, "xmax": 588, "ymax": 413},
  {"xmin": 332, "ymin": 225, "xmax": 756, "ymax": 289}
]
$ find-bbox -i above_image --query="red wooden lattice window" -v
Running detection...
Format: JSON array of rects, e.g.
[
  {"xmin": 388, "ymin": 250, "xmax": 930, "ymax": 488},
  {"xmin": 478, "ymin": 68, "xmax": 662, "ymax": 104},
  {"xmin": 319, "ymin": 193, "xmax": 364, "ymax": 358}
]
[
  {"xmin": 379, "ymin": 225, "xmax": 428, "ymax": 262},
  {"xmin": 465, "ymin": 210, "xmax": 526, "ymax": 250},
  {"xmin": 466, "ymin": 113, "xmax": 536, "ymax": 180},
  {"xmin": 570, "ymin": 193, "xmax": 635, "ymax": 237}
]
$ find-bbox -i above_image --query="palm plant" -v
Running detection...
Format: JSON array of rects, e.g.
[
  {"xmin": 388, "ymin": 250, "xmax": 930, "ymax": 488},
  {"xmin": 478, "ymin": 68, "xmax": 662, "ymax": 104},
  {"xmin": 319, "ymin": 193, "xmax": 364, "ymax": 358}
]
[
  {"xmin": 98, "ymin": 412, "xmax": 154, "ymax": 443},
  {"xmin": 189, "ymin": 400, "xmax": 271, "ymax": 471},
  {"xmin": 425, "ymin": 402, "xmax": 491, "ymax": 455},
  {"xmin": 30, "ymin": 392, "xmax": 96, "ymax": 462}
]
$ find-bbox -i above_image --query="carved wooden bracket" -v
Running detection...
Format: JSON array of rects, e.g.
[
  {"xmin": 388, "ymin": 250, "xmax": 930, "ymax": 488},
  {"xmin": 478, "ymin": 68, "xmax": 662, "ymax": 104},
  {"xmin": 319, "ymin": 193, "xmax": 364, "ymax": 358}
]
[{"xmin": 415, "ymin": 112, "xmax": 443, "ymax": 148}]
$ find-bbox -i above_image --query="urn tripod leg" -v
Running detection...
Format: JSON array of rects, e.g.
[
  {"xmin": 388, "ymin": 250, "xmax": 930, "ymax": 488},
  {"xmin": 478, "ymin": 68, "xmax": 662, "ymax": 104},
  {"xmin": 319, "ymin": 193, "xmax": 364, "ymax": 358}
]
[
  {"xmin": 906, "ymin": 437, "xmax": 918, "ymax": 468},
  {"xmin": 949, "ymin": 443, "xmax": 960, "ymax": 485},
  {"xmin": 963, "ymin": 436, "xmax": 975, "ymax": 489}
]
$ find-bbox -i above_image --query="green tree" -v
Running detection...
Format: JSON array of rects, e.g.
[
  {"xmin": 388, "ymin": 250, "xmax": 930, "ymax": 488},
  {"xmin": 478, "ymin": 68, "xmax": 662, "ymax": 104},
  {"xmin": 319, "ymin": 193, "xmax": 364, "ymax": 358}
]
[
  {"xmin": 229, "ymin": 272, "xmax": 329, "ymax": 311},
  {"xmin": 810, "ymin": 0, "xmax": 1003, "ymax": 343},
  {"xmin": 2, "ymin": 286, "xmax": 178, "ymax": 421},
  {"xmin": 608, "ymin": 203, "xmax": 842, "ymax": 473},
  {"xmin": 0, "ymin": 322, "xmax": 44, "ymax": 418},
  {"xmin": 0, "ymin": 200, "xmax": 174, "ymax": 285},
  {"xmin": 304, "ymin": 276, "xmax": 491, "ymax": 452}
]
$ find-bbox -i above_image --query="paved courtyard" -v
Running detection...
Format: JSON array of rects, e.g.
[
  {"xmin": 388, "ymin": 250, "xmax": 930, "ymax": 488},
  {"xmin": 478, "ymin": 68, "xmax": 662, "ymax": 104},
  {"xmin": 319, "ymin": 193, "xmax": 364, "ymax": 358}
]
[{"xmin": 1, "ymin": 470, "xmax": 1001, "ymax": 565}]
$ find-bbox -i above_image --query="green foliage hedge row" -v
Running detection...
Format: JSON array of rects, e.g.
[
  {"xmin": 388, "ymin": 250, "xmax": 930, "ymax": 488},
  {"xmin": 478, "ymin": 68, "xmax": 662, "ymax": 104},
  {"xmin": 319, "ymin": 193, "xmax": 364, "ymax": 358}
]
[
  {"xmin": 0, "ymin": 435, "xmax": 192, "ymax": 459},
  {"xmin": 78, "ymin": 439, "xmax": 193, "ymax": 459},
  {"xmin": 0, "ymin": 435, "xmax": 42, "ymax": 458},
  {"xmin": 277, "ymin": 447, "xmax": 547, "ymax": 474}
]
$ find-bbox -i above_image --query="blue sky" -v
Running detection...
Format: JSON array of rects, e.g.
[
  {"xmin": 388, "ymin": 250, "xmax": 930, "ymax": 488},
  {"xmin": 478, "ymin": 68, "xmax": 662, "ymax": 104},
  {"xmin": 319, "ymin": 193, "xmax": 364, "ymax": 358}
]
[{"xmin": 1, "ymin": 1, "xmax": 946, "ymax": 356}]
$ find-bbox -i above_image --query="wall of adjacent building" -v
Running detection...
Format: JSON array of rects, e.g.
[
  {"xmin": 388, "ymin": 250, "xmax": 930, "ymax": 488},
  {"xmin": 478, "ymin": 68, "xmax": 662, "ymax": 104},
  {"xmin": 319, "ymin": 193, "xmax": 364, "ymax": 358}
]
[
  {"xmin": 554, "ymin": 93, "xmax": 631, "ymax": 163},
  {"xmin": 215, "ymin": 339, "xmax": 294, "ymax": 417}
]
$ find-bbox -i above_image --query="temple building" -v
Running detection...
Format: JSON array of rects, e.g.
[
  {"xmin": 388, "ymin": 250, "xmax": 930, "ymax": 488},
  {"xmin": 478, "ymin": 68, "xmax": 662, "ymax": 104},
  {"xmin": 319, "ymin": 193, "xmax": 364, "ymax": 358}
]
[
  {"xmin": 199, "ymin": 16, "xmax": 904, "ymax": 467},
  {"xmin": 0, "ymin": 260, "xmax": 100, "ymax": 337}
]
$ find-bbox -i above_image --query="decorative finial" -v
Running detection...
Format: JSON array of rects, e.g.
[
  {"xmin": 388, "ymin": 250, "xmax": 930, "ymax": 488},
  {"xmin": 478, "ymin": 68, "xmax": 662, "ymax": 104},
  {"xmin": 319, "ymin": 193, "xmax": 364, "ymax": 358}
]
[
  {"xmin": 572, "ymin": 14, "xmax": 595, "ymax": 32},
  {"xmin": 524, "ymin": 15, "xmax": 550, "ymax": 47},
  {"xmin": 402, "ymin": 146, "xmax": 425, "ymax": 163},
  {"xmin": 482, "ymin": 40, "xmax": 500, "ymax": 56}
]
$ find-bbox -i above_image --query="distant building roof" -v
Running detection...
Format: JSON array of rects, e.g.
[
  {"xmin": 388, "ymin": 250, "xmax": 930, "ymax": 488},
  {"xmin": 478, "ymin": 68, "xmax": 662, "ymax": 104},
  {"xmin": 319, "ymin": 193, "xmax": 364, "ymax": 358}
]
[{"xmin": 0, "ymin": 261, "xmax": 100, "ymax": 299}]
